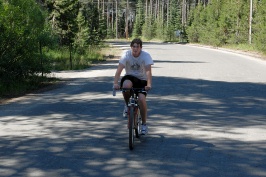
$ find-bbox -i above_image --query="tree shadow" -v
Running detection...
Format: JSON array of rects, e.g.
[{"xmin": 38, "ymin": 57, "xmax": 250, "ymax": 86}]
[
  {"xmin": 154, "ymin": 60, "xmax": 206, "ymax": 63},
  {"xmin": 0, "ymin": 75, "xmax": 265, "ymax": 177}
]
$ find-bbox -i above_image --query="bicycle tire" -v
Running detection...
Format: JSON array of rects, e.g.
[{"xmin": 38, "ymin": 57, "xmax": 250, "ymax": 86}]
[{"xmin": 128, "ymin": 106, "xmax": 134, "ymax": 150}]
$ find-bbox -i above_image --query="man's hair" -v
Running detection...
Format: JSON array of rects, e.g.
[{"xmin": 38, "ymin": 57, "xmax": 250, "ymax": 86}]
[{"xmin": 130, "ymin": 38, "xmax": 142, "ymax": 48}]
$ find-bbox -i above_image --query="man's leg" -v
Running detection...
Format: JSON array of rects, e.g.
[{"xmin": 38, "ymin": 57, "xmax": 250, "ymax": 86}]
[
  {"xmin": 138, "ymin": 93, "xmax": 148, "ymax": 134},
  {"xmin": 138, "ymin": 94, "xmax": 147, "ymax": 124},
  {"xmin": 122, "ymin": 79, "xmax": 133, "ymax": 105},
  {"xmin": 138, "ymin": 94, "xmax": 148, "ymax": 135}
]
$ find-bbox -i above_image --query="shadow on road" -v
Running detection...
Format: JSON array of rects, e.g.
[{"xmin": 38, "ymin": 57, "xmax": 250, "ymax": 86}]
[{"xmin": 0, "ymin": 73, "xmax": 266, "ymax": 176}]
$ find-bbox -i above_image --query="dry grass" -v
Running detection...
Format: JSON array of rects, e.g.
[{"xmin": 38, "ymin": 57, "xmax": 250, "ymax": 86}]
[{"xmin": 100, "ymin": 44, "xmax": 122, "ymax": 61}]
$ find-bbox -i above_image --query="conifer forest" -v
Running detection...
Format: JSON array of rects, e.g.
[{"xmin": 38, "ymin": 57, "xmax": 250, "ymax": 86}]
[{"xmin": 0, "ymin": 0, "xmax": 265, "ymax": 92}]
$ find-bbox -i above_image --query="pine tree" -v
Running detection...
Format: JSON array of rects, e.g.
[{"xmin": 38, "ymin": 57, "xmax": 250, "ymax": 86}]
[
  {"xmin": 166, "ymin": 0, "xmax": 182, "ymax": 41},
  {"xmin": 75, "ymin": 5, "xmax": 89, "ymax": 53},
  {"xmin": 253, "ymin": 0, "xmax": 266, "ymax": 52},
  {"xmin": 200, "ymin": 0, "xmax": 221, "ymax": 46},
  {"xmin": 226, "ymin": 0, "xmax": 249, "ymax": 44},
  {"xmin": 75, "ymin": 1, "xmax": 100, "ymax": 51},
  {"xmin": 52, "ymin": 0, "xmax": 79, "ymax": 69},
  {"xmin": 154, "ymin": 0, "xmax": 165, "ymax": 40},
  {"xmin": 187, "ymin": 0, "xmax": 251, "ymax": 46},
  {"xmin": 187, "ymin": 2, "xmax": 204, "ymax": 43},
  {"xmin": 53, "ymin": 0, "xmax": 79, "ymax": 46},
  {"xmin": 142, "ymin": 0, "xmax": 156, "ymax": 40},
  {"xmin": 132, "ymin": 0, "xmax": 144, "ymax": 38}
]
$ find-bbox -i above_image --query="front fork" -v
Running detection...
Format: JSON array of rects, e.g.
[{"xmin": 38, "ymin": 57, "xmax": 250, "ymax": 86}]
[{"xmin": 127, "ymin": 100, "xmax": 138, "ymax": 129}]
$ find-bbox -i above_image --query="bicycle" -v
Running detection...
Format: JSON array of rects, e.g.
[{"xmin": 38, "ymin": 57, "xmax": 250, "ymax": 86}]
[{"xmin": 113, "ymin": 87, "xmax": 146, "ymax": 150}]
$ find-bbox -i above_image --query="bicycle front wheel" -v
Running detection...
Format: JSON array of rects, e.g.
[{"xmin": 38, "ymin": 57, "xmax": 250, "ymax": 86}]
[{"xmin": 128, "ymin": 106, "xmax": 134, "ymax": 150}]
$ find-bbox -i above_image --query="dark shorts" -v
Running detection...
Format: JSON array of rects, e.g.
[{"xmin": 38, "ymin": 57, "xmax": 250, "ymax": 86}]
[{"xmin": 120, "ymin": 75, "xmax": 147, "ymax": 95}]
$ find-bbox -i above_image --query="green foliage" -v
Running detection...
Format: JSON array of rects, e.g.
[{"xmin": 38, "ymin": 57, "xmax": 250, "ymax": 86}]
[
  {"xmin": 217, "ymin": 1, "xmax": 235, "ymax": 44},
  {"xmin": 142, "ymin": 15, "xmax": 154, "ymax": 40},
  {"xmin": 166, "ymin": 0, "xmax": 182, "ymax": 41},
  {"xmin": 222, "ymin": 0, "xmax": 249, "ymax": 45},
  {"xmin": 155, "ymin": 19, "xmax": 165, "ymax": 40},
  {"xmin": 188, "ymin": 1, "xmax": 222, "ymax": 45},
  {"xmin": 199, "ymin": 0, "xmax": 221, "ymax": 46},
  {"xmin": 52, "ymin": 0, "xmax": 79, "ymax": 46},
  {"xmin": 0, "ymin": 75, "xmax": 58, "ymax": 98},
  {"xmin": 187, "ymin": 3, "xmax": 204, "ymax": 43},
  {"xmin": 187, "ymin": 0, "xmax": 253, "ymax": 47},
  {"xmin": 0, "ymin": 0, "xmax": 47, "ymax": 84},
  {"xmin": 44, "ymin": 47, "xmax": 104, "ymax": 71},
  {"xmin": 74, "ymin": 2, "xmax": 101, "ymax": 54},
  {"xmin": 253, "ymin": 0, "xmax": 266, "ymax": 53},
  {"xmin": 133, "ymin": 0, "xmax": 145, "ymax": 38}
]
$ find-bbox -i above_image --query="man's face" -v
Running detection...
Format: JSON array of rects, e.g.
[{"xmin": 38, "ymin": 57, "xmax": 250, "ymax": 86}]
[{"xmin": 131, "ymin": 43, "xmax": 142, "ymax": 57}]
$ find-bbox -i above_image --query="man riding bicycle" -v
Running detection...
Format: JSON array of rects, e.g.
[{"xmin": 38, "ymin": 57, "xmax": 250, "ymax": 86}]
[{"xmin": 113, "ymin": 38, "xmax": 154, "ymax": 135}]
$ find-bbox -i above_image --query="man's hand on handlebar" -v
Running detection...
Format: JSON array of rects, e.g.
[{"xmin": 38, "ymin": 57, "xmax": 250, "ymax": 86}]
[
  {"xmin": 113, "ymin": 83, "xmax": 120, "ymax": 90},
  {"xmin": 145, "ymin": 85, "xmax": 151, "ymax": 91}
]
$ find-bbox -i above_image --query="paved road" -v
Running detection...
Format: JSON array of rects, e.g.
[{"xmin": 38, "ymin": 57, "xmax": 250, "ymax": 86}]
[{"xmin": 0, "ymin": 42, "xmax": 266, "ymax": 177}]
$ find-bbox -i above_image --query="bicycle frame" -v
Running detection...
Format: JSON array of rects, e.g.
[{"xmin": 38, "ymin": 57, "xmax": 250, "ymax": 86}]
[
  {"xmin": 124, "ymin": 88, "xmax": 146, "ymax": 150},
  {"xmin": 113, "ymin": 87, "xmax": 146, "ymax": 150}
]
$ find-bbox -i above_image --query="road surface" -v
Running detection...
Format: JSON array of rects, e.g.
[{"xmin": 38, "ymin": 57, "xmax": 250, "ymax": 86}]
[{"xmin": 0, "ymin": 42, "xmax": 266, "ymax": 177}]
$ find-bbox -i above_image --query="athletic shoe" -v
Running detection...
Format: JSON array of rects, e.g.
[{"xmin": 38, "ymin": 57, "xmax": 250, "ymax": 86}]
[
  {"xmin": 123, "ymin": 105, "xmax": 127, "ymax": 118},
  {"xmin": 141, "ymin": 124, "xmax": 148, "ymax": 135}
]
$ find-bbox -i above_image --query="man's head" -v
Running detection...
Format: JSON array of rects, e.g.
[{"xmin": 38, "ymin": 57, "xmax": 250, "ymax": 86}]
[
  {"xmin": 130, "ymin": 38, "xmax": 142, "ymax": 57},
  {"xmin": 130, "ymin": 38, "xmax": 142, "ymax": 48}
]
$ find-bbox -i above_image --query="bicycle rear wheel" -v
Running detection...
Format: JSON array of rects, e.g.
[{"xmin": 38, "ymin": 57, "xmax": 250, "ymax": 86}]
[{"xmin": 128, "ymin": 106, "xmax": 134, "ymax": 150}]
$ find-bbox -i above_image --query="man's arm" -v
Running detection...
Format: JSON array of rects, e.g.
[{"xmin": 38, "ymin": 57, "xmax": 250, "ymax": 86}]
[
  {"xmin": 113, "ymin": 63, "xmax": 124, "ymax": 89},
  {"xmin": 145, "ymin": 65, "xmax": 152, "ymax": 90}
]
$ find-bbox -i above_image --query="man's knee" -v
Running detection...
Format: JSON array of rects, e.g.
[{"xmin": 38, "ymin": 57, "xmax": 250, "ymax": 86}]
[
  {"xmin": 122, "ymin": 79, "xmax": 132, "ymax": 88},
  {"xmin": 138, "ymin": 94, "xmax": 146, "ymax": 102}
]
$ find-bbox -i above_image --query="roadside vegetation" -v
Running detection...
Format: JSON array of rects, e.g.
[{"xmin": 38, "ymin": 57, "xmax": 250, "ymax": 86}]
[{"xmin": 1, "ymin": 0, "xmax": 265, "ymax": 99}]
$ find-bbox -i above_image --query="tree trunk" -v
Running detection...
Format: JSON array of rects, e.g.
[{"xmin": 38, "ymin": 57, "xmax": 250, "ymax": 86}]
[
  {"xmin": 107, "ymin": 0, "xmax": 109, "ymax": 30},
  {"xmin": 69, "ymin": 43, "xmax": 73, "ymax": 70},
  {"xmin": 182, "ymin": 0, "xmax": 187, "ymax": 26},
  {"xmin": 125, "ymin": 0, "xmax": 129, "ymax": 39},
  {"xmin": 116, "ymin": 0, "xmax": 118, "ymax": 38},
  {"xmin": 146, "ymin": 0, "xmax": 148, "ymax": 17},
  {"xmin": 39, "ymin": 41, "xmax": 43, "ymax": 77},
  {"xmin": 111, "ymin": 0, "xmax": 114, "ymax": 31},
  {"xmin": 167, "ymin": 0, "xmax": 169, "ymax": 27}
]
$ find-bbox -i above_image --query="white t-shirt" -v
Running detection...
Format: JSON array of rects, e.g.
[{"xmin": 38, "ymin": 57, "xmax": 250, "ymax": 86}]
[{"xmin": 119, "ymin": 50, "xmax": 154, "ymax": 80}]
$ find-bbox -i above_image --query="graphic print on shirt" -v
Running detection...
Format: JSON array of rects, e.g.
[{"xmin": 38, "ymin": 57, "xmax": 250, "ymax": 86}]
[
  {"xmin": 131, "ymin": 61, "xmax": 140, "ymax": 70},
  {"xmin": 126, "ymin": 59, "xmax": 145, "ymax": 79}
]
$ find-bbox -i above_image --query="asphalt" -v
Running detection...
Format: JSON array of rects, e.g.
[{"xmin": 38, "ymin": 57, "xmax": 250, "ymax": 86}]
[{"xmin": 0, "ymin": 42, "xmax": 266, "ymax": 177}]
